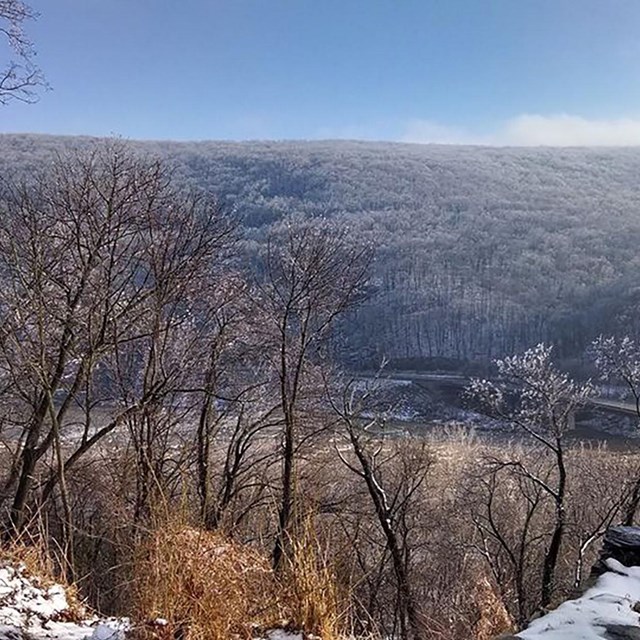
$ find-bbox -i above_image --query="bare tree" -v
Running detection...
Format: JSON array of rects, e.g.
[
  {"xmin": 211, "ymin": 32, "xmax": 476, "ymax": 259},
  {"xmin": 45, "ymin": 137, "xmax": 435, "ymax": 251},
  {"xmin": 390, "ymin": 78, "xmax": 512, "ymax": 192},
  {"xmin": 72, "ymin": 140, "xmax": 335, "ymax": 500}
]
[
  {"xmin": 0, "ymin": 142, "xmax": 234, "ymax": 540},
  {"xmin": 188, "ymin": 274, "xmax": 283, "ymax": 532},
  {"xmin": 253, "ymin": 217, "xmax": 372, "ymax": 569},
  {"xmin": 569, "ymin": 449, "xmax": 628, "ymax": 590},
  {"xmin": 112, "ymin": 188, "xmax": 235, "ymax": 526},
  {"xmin": 0, "ymin": 0, "xmax": 46, "ymax": 104},
  {"xmin": 331, "ymin": 376, "xmax": 430, "ymax": 640},
  {"xmin": 468, "ymin": 457, "xmax": 544, "ymax": 625}
]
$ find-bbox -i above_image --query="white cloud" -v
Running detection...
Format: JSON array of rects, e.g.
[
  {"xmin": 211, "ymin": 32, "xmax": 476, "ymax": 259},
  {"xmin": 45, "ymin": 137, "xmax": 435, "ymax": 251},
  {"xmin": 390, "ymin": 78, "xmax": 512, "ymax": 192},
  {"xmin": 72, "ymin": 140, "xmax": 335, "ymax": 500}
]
[
  {"xmin": 401, "ymin": 114, "xmax": 640, "ymax": 147},
  {"xmin": 500, "ymin": 114, "xmax": 640, "ymax": 146}
]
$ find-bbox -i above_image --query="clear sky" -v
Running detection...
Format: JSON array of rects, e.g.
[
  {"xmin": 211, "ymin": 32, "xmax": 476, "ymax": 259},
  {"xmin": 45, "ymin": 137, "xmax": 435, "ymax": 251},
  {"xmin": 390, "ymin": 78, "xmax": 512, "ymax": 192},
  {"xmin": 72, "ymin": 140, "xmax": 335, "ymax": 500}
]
[{"xmin": 3, "ymin": 0, "xmax": 640, "ymax": 145}]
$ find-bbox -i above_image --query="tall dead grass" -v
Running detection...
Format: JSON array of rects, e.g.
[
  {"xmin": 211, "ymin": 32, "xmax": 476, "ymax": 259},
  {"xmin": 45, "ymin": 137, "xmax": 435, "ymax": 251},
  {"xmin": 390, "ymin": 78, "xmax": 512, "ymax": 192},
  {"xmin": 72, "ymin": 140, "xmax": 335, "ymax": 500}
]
[
  {"xmin": 128, "ymin": 516, "xmax": 352, "ymax": 640},
  {"xmin": 131, "ymin": 522, "xmax": 282, "ymax": 640},
  {"xmin": 472, "ymin": 575, "xmax": 514, "ymax": 640},
  {"xmin": 283, "ymin": 516, "xmax": 352, "ymax": 640}
]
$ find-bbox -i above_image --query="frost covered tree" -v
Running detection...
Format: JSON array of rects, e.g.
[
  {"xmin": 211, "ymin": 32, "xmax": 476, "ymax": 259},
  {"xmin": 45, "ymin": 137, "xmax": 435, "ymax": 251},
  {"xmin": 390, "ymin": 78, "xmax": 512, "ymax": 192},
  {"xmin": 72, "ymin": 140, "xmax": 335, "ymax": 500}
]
[
  {"xmin": 469, "ymin": 344, "xmax": 592, "ymax": 610},
  {"xmin": 591, "ymin": 335, "xmax": 640, "ymax": 524},
  {"xmin": 592, "ymin": 335, "xmax": 640, "ymax": 416}
]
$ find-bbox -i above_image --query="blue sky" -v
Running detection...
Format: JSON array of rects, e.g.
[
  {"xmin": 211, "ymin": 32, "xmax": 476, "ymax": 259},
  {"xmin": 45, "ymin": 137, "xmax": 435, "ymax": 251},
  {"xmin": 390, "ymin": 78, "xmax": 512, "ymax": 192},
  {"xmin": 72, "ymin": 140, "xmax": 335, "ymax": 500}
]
[{"xmin": 3, "ymin": 0, "xmax": 640, "ymax": 144}]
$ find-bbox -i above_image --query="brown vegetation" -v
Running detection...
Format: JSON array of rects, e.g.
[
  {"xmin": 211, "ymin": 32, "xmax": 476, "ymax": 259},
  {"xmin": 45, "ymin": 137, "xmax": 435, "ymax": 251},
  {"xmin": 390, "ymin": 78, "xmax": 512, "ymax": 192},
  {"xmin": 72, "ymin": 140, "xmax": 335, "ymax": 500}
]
[
  {"xmin": 131, "ymin": 523, "xmax": 280, "ymax": 640},
  {"xmin": 36, "ymin": 428, "xmax": 635, "ymax": 640}
]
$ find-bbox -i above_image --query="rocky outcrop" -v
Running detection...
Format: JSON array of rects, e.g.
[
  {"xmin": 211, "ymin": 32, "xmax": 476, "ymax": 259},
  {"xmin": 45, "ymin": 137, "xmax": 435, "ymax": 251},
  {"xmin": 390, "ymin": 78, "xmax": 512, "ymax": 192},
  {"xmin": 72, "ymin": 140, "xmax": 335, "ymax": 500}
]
[{"xmin": 591, "ymin": 527, "xmax": 640, "ymax": 579}]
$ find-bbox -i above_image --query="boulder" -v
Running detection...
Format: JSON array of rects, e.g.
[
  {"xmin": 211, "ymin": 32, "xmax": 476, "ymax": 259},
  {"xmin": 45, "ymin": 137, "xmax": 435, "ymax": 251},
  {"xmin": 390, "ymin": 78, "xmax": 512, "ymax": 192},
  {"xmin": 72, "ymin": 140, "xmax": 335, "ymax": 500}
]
[{"xmin": 591, "ymin": 526, "xmax": 640, "ymax": 579}]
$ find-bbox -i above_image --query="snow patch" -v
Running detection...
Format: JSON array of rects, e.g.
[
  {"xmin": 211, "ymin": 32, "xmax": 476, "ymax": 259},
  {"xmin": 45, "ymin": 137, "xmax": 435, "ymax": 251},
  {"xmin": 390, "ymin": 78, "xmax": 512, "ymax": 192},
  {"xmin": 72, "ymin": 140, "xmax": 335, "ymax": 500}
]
[
  {"xmin": 0, "ymin": 565, "xmax": 127, "ymax": 640},
  {"xmin": 265, "ymin": 632, "xmax": 303, "ymax": 640},
  {"xmin": 518, "ymin": 559, "xmax": 640, "ymax": 639}
]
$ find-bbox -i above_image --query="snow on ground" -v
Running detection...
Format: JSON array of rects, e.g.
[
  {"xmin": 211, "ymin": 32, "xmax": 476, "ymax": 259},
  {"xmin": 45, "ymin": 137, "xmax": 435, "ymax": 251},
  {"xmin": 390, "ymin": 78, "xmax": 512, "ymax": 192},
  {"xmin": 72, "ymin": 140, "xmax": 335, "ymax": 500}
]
[
  {"xmin": 517, "ymin": 558, "xmax": 640, "ymax": 639},
  {"xmin": 0, "ymin": 565, "xmax": 127, "ymax": 640},
  {"xmin": 262, "ymin": 631, "xmax": 304, "ymax": 640}
]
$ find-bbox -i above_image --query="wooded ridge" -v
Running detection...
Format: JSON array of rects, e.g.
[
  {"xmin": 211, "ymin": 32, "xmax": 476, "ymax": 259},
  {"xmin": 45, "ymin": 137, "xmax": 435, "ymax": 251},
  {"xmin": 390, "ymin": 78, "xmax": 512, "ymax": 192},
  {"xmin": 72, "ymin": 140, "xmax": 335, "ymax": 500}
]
[{"xmin": 3, "ymin": 134, "xmax": 639, "ymax": 366}]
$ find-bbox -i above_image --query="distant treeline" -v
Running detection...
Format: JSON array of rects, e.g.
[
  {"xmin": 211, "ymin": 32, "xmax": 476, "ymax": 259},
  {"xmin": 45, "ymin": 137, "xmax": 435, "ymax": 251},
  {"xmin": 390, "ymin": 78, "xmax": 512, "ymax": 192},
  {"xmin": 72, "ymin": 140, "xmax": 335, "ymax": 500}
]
[{"xmin": 3, "ymin": 134, "xmax": 640, "ymax": 366}]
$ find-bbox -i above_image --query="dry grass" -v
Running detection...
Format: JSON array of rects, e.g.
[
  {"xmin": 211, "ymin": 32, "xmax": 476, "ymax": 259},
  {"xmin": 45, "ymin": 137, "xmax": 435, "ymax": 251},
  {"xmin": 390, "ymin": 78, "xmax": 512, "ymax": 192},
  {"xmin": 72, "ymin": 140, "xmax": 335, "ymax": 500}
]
[
  {"xmin": 283, "ymin": 517, "xmax": 350, "ymax": 640},
  {"xmin": 131, "ymin": 522, "xmax": 283, "ymax": 640},
  {"xmin": 130, "ymin": 515, "xmax": 352, "ymax": 640},
  {"xmin": 0, "ymin": 538, "xmax": 57, "ymax": 586},
  {"xmin": 472, "ymin": 575, "xmax": 514, "ymax": 640}
]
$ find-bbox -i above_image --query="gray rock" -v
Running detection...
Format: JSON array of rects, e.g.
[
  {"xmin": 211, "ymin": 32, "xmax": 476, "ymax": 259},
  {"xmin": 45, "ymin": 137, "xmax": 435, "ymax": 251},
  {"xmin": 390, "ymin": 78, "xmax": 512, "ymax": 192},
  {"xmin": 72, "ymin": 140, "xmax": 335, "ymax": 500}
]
[
  {"xmin": 592, "ymin": 526, "xmax": 640, "ymax": 578},
  {"xmin": 604, "ymin": 624, "xmax": 640, "ymax": 640},
  {"xmin": 0, "ymin": 625, "xmax": 23, "ymax": 640},
  {"xmin": 606, "ymin": 527, "xmax": 640, "ymax": 549}
]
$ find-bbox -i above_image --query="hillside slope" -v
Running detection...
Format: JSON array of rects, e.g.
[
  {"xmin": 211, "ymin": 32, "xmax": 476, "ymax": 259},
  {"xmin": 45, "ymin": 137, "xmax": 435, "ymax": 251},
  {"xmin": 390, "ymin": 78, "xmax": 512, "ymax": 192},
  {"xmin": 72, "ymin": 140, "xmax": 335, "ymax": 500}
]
[{"xmin": 3, "ymin": 134, "xmax": 640, "ymax": 364}]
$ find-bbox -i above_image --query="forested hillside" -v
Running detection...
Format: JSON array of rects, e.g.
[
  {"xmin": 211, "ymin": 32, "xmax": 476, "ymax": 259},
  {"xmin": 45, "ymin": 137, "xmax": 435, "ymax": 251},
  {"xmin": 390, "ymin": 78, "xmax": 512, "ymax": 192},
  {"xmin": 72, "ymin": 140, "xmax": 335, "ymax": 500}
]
[{"xmin": 3, "ymin": 133, "xmax": 640, "ymax": 365}]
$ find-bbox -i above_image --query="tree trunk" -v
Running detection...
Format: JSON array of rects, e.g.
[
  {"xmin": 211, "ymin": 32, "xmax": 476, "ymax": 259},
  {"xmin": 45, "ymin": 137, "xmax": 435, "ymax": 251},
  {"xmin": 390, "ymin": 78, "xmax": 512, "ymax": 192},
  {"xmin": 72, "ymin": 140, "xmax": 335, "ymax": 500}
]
[
  {"xmin": 624, "ymin": 475, "xmax": 640, "ymax": 526},
  {"xmin": 273, "ymin": 406, "xmax": 295, "ymax": 570},
  {"xmin": 541, "ymin": 441, "xmax": 566, "ymax": 608},
  {"xmin": 348, "ymin": 429, "xmax": 424, "ymax": 640}
]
